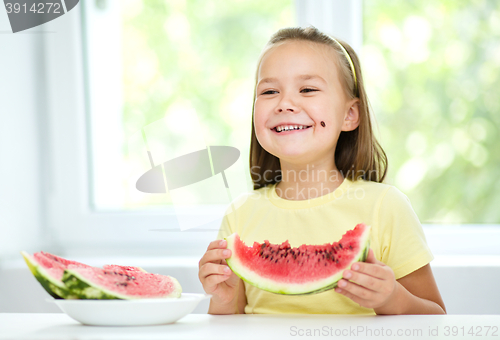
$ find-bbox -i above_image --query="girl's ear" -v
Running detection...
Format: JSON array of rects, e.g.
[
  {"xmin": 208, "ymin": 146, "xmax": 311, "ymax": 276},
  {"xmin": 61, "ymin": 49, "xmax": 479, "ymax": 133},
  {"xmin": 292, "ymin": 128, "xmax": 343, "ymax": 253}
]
[{"xmin": 341, "ymin": 99, "xmax": 360, "ymax": 132}]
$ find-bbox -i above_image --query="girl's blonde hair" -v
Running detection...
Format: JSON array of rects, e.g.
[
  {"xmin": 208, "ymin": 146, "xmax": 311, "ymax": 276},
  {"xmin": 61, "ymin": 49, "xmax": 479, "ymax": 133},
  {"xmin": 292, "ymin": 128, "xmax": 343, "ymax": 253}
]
[{"xmin": 249, "ymin": 26, "xmax": 388, "ymax": 190}]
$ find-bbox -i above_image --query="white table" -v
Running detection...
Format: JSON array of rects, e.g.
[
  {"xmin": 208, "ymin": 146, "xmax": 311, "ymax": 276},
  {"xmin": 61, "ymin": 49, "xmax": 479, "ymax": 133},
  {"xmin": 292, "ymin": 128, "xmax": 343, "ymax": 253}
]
[{"xmin": 1, "ymin": 313, "xmax": 499, "ymax": 340}]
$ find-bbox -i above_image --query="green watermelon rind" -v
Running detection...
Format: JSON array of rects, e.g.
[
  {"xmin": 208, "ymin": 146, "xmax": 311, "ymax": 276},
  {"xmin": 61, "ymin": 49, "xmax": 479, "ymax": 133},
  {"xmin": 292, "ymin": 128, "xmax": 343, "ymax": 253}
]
[
  {"xmin": 225, "ymin": 225, "xmax": 371, "ymax": 295},
  {"xmin": 61, "ymin": 269, "xmax": 183, "ymax": 300},
  {"xmin": 20, "ymin": 251, "xmax": 78, "ymax": 300}
]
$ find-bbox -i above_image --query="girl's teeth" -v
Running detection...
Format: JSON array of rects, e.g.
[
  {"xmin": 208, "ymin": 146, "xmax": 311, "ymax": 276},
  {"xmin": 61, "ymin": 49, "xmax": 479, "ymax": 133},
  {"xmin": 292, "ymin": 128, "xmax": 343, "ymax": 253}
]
[{"xmin": 275, "ymin": 125, "xmax": 309, "ymax": 132}]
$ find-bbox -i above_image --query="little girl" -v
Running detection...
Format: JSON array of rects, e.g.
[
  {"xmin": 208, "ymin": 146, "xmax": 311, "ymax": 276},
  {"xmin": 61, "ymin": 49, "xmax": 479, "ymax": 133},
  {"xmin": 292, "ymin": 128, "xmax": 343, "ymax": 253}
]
[{"xmin": 198, "ymin": 26, "xmax": 446, "ymax": 315}]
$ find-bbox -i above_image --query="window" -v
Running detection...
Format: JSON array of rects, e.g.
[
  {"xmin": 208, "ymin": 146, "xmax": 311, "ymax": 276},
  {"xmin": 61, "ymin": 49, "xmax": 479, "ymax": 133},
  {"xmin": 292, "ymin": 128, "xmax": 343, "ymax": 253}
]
[{"xmin": 363, "ymin": 0, "xmax": 500, "ymax": 223}]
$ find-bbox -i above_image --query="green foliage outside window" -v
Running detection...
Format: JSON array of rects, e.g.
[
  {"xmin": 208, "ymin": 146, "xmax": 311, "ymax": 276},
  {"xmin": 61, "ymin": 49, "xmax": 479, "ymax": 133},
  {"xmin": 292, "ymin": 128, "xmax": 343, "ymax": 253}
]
[{"xmin": 363, "ymin": 0, "xmax": 500, "ymax": 223}]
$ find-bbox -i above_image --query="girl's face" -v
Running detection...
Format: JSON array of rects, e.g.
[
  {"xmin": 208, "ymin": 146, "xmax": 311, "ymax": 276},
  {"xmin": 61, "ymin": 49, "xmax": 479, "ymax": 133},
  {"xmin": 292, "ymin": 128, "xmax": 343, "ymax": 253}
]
[{"xmin": 254, "ymin": 40, "xmax": 359, "ymax": 167}]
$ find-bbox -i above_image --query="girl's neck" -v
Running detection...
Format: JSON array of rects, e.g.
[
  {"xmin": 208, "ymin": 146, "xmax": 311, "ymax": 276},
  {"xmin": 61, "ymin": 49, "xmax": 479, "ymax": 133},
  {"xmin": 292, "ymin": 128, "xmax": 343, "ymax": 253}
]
[{"xmin": 275, "ymin": 161, "xmax": 344, "ymax": 201}]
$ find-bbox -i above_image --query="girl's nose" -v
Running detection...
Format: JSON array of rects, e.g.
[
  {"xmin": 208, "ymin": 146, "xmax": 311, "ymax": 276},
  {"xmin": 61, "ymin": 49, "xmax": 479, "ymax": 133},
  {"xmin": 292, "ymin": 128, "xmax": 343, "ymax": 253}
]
[
  {"xmin": 277, "ymin": 107, "xmax": 295, "ymax": 113},
  {"xmin": 275, "ymin": 95, "xmax": 299, "ymax": 114}
]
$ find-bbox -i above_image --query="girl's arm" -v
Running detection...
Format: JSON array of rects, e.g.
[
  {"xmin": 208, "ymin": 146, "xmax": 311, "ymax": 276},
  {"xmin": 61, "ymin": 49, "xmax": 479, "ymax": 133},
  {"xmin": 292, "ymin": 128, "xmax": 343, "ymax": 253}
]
[{"xmin": 388, "ymin": 264, "xmax": 446, "ymax": 315}]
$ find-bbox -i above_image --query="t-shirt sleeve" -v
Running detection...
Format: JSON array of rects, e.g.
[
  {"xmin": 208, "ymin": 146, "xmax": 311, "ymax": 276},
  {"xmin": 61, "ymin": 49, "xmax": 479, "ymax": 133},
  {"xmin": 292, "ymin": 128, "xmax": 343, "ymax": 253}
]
[{"xmin": 376, "ymin": 186, "xmax": 434, "ymax": 279}]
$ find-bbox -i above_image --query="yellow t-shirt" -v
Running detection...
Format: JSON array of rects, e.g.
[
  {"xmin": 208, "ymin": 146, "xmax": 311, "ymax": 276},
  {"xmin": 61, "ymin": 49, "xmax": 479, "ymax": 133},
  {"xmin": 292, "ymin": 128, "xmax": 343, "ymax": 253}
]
[{"xmin": 216, "ymin": 178, "xmax": 434, "ymax": 314}]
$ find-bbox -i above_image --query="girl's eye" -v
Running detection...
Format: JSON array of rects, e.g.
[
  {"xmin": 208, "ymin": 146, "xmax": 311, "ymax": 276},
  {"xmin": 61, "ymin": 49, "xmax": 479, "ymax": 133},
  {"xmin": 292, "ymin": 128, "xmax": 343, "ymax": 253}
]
[
  {"xmin": 262, "ymin": 90, "xmax": 278, "ymax": 95},
  {"xmin": 301, "ymin": 88, "xmax": 318, "ymax": 93},
  {"xmin": 261, "ymin": 89, "xmax": 318, "ymax": 95}
]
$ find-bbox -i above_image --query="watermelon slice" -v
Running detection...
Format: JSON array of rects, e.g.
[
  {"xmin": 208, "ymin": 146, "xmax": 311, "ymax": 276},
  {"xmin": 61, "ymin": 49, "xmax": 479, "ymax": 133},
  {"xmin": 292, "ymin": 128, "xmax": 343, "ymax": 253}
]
[
  {"xmin": 225, "ymin": 223, "xmax": 371, "ymax": 295},
  {"xmin": 21, "ymin": 251, "xmax": 91, "ymax": 299},
  {"xmin": 62, "ymin": 267, "xmax": 182, "ymax": 299},
  {"xmin": 21, "ymin": 251, "xmax": 155, "ymax": 299}
]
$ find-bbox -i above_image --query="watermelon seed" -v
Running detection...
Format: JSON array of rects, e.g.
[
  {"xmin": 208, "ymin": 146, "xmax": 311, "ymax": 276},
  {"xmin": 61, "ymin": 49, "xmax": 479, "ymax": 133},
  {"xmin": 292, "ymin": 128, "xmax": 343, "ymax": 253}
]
[
  {"xmin": 339, "ymin": 243, "xmax": 343, "ymax": 249},
  {"xmin": 349, "ymin": 245, "xmax": 353, "ymax": 250}
]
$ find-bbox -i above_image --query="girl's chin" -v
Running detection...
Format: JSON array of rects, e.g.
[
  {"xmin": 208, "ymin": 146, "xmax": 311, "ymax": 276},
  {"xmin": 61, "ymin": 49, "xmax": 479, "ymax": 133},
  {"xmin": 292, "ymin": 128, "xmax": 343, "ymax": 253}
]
[
  {"xmin": 273, "ymin": 150, "xmax": 315, "ymax": 162},
  {"xmin": 263, "ymin": 142, "xmax": 314, "ymax": 156}
]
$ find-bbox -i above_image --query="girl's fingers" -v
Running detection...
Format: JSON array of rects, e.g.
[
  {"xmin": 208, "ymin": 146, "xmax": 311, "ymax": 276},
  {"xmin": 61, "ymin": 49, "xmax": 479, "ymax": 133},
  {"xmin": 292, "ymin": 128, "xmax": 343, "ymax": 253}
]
[
  {"xmin": 224, "ymin": 271, "xmax": 240, "ymax": 287},
  {"xmin": 342, "ymin": 269, "xmax": 383, "ymax": 291},
  {"xmin": 335, "ymin": 287, "xmax": 370, "ymax": 307},
  {"xmin": 199, "ymin": 248, "xmax": 232, "ymax": 268},
  {"xmin": 350, "ymin": 261, "xmax": 387, "ymax": 280},
  {"xmin": 204, "ymin": 273, "xmax": 232, "ymax": 291},
  {"xmin": 199, "ymin": 262, "xmax": 232, "ymax": 281},
  {"xmin": 336, "ymin": 279, "xmax": 377, "ymax": 301},
  {"xmin": 207, "ymin": 239, "xmax": 227, "ymax": 251}
]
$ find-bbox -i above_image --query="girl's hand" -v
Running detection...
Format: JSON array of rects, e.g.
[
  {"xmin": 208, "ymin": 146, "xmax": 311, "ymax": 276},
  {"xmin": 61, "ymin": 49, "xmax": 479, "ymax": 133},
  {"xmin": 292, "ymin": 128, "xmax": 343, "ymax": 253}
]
[
  {"xmin": 198, "ymin": 239, "xmax": 240, "ymax": 306},
  {"xmin": 335, "ymin": 249, "xmax": 401, "ymax": 314}
]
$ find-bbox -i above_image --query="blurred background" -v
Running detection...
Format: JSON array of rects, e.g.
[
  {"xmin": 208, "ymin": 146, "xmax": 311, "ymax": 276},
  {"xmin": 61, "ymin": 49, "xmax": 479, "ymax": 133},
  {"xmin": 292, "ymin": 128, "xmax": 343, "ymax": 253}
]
[
  {"xmin": 1, "ymin": 0, "xmax": 499, "ymax": 314},
  {"xmin": 93, "ymin": 0, "xmax": 500, "ymax": 223}
]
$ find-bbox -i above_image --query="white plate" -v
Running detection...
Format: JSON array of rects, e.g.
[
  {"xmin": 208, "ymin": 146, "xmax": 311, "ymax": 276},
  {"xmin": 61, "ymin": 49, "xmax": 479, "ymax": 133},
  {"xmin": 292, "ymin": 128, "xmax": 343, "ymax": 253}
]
[{"xmin": 47, "ymin": 293, "xmax": 211, "ymax": 326}]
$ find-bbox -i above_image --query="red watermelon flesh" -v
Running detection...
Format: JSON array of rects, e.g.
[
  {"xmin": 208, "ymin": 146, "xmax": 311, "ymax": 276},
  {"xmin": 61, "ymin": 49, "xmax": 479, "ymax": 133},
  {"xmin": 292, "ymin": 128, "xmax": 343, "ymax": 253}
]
[
  {"xmin": 103, "ymin": 264, "xmax": 147, "ymax": 273},
  {"xmin": 226, "ymin": 223, "xmax": 371, "ymax": 295},
  {"xmin": 62, "ymin": 267, "xmax": 182, "ymax": 299},
  {"xmin": 31, "ymin": 252, "xmax": 147, "ymax": 282},
  {"xmin": 32, "ymin": 252, "xmax": 91, "ymax": 281}
]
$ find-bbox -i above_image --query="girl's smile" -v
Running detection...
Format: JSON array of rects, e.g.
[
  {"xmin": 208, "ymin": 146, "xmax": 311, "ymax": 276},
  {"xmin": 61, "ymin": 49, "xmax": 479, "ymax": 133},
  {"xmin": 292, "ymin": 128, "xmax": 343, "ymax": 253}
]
[{"xmin": 271, "ymin": 123, "xmax": 313, "ymax": 135}]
